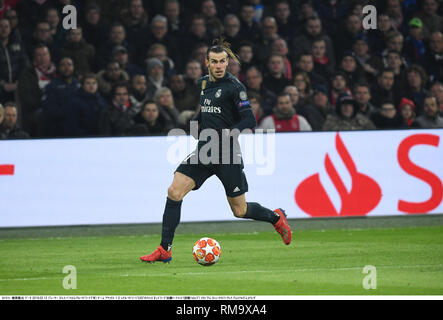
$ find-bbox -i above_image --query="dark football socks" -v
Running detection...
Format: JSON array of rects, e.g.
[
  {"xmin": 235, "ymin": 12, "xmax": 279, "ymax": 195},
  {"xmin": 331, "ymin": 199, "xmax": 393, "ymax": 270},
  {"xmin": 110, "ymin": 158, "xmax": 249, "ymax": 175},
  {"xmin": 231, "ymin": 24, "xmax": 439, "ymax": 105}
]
[
  {"xmin": 160, "ymin": 197, "xmax": 182, "ymax": 251},
  {"xmin": 243, "ymin": 202, "xmax": 280, "ymax": 224}
]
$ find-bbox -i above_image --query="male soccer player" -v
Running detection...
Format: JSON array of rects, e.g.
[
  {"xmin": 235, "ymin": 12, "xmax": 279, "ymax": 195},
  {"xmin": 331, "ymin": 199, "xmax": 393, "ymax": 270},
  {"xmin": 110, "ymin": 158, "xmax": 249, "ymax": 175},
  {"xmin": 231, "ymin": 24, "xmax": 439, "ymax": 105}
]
[{"xmin": 140, "ymin": 39, "xmax": 292, "ymax": 263}]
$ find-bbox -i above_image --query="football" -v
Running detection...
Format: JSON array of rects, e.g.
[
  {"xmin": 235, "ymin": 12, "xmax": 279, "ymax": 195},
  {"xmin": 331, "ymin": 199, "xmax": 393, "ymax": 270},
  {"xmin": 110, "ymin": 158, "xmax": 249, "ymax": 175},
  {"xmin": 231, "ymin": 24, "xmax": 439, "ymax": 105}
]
[{"xmin": 192, "ymin": 237, "xmax": 221, "ymax": 266}]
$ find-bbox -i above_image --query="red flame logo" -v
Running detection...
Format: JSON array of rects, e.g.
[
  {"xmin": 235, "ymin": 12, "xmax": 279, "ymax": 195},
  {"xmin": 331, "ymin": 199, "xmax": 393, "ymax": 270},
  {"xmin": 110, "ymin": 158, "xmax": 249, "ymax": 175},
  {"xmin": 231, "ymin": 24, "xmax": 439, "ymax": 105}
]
[
  {"xmin": 0, "ymin": 164, "xmax": 14, "ymax": 175},
  {"xmin": 295, "ymin": 133, "xmax": 382, "ymax": 217}
]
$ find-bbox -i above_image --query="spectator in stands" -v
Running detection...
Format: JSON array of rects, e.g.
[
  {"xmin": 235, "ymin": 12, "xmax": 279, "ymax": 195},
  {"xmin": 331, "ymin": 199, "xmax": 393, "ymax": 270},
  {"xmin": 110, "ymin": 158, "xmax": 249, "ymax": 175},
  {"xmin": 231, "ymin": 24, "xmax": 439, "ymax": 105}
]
[
  {"xmin": 200, "ymin": 0, "xmax": 223, "ymax": 39},
  {"xmin": 385, "ymin": 50, "xmax": 407, "ymax": 85},
  {"xmin": 41, "ymin": 57, "xmax": 80, "ymax": 137},
  {"xmin": 292, "ymin": 70, "xmax": 313, "ymax": 106},
  {"xmin": 66, "ymin": 73, "xmax": 108, "ymax": 136},
  {"xmin": 244, "ymin": 65, "xmax": 276, "ymax": 116},
  {"xmin": 370, "ymin": 101, "xmax": 406, "ymax": 129},
  {"xmin": 370, "ymin": 68, "xmax": 398, "ymax": 109},
  {"xmin": 147, "ymin": 43, "xmax": 176, "ymax": 79},
  {"xmin": 254, "ymin": 16, "xmax": 279, "ymax": 66},
  {"xmin": 353, "ymin": 83, "xmax": 377, "ymax": 118},
  {"xmin": 45, "ymin": 6, "xmax": 66, "ymax": 48},
  {"xmin": 184, "ymin": 14, "xmax": 211, "ymax": 58},
  {"xmin": 0, "ymin": 101, "xmax": 29, "ymax": 139},
  {"xmin": 4, "ymin": 9, "xmax": 22, "ymax": 43},
  {"xmin": 338, "ymin": 51, "xmax": 366, "ymax": 85},
  {"xmin": 222, "ymin": 14, "xmax": 242, "ymax": 52},
  {"xmin": 292, "ymin": 16, "xmax": 336, "ymax": 70},
  {"xmin": 271, "ymin": 37, "xmax": 292, "ymax": 80},
  {"xmin": 143, "ymin": 14, "xmax": 182, "ymax": 71},
  {"xmin": 262, "ymin": 53, "xmax": 291, "ymax": 95},
  {"xmin": 423, "ymin": 31, "xmax": 443, "ymax": 83},
  {"xmin": 273, "ymin": 0, "xmax": 296, "ymax": 43},
  {"xmin": 238, "ymin": 2, "xmax": 260, "ymax": 43},
  {"xmin": 294, "ymin": 51, "xmax": 328, "ymax": 88},
  {"xmin": 112, "ymin": 45, "xmax": 143, "ymax": 79},
  {"xmin": 297, "ymin": 83, "xmax": 334, "ymax": 131},
  {"xmin": 247, "ymin": 90, "xmax": 264, "ymax": 124},
  {"xmin": 412, "ymin": 94, "xmax": 443, "ymax": 128},
  {"xmin": 60, "ymin": 27, "xmax": 96, "ymax": 76},
  {"xmin": 367, "ymin": 13, "xmax": 395, "ymax": 56},
  {"xmin": 334, "ymin": 14, "xmax": 364, "ymax": 59},
  {"xmin": 97, "ymin": 22, "xmax": 129, "ymax": 70},
  {"xmin": 26, "ymin": 20, "xmax": 58, "ymax": 62},
  {"xmin": 189, "ymin": 42, "xmax": 209, "ymax": 74},
  {"xmin": 352, "ymin": 34, "xmax": 383, "ymax": 84},
  {"xmin": 81, "ymin": 3, "xmax": 108, "ymax": 53},
  {"xmin": 98, "ymin": 82, "xmax": 137, "ymax": 136},
  {"xmin": 96, "ymin": 61, "xmax": 130, "ymax": 99},
  {"xmin": 131, "ymin": 100, "xmax": 172, "ymax": 136},
  {"xmin": 323, "ymin": 94, "xmax": 376, "ymax": 131},
  {"xmin": 404, "ymin": 18, "xmax": 427, "ymax": 64},
  {"xmin": 129, "ymin": 74, "xmax": 148, "ymax": 107},
  {"xmin": 0, "ymin": 17, "xmax": 28, "ymax": 103},
  {"xmin": 400, "ymin": 64, "xmax": 429, "ymax": 115},
  {"xmin": 283, "ymin": 85, "xmax": 304, "ymax": 112},
  {"xmin": 413, "ymin": 0, "xmax": 443, "ymax": 40},
  {"xmin": 0, "ymin": 103, "xmax": 3, "ymax": 125},
  {"xmin": 312, "ymin": 0, "xmax": 349, "ymax": 35},
  {"xmin": 398, "ymin": 97, "xmax": 416, "ymax": 127},
  {"xmin": 153, "ymin": 86, "xmax": 180, "ymax": 129},
  {"xmin": 295, "ymin": 0, "xmax": 317, "ymax": 31},
  {"xmin": 17, "ymin": 44, "xmax": 56, "ymax": 136},
  {"xmin": 170, "ymin": 73, "xmax": 199, "ymax": 113},
  {"xmin": 311, "ymin": 38, "xmax": 334, "ymax": 81},
  {"xmin": 237, "ymin": 41, "xmax": 255, "ymax": 82},
  {"xmin": 430, "ymin": 82, "xmax": 443, "ymax": 114},
  {"xmin": 259, "ymin": 92, "xmax": 312, "ymax": 132},
  {"xmin": 184, "ymin": 59, "xmax": 203, "ymax": 89},
  {"xmin": 385, "ymin": 0, "xmax": 405, "ymax": 32},
  {"xmin": 164, "ymin": 0, "xmax": 185, "ymax": 38},
  {"xmin": 145, "ymin": 57, "xmax": 168, "ymax": 100},
  {"xmin": 15, "ymin": 0, "xmax": 53, "ymax": 36},
  {"xmin": 330, "ymin": 71, "xmax": 351, "ymax": 107},
  {"xmin": 0, "ymin": 0, "xmax": 19, "ymax": 20},
  {"xmin": 120, "ymin": 0, "xmax": 149, "ymax": 53}
]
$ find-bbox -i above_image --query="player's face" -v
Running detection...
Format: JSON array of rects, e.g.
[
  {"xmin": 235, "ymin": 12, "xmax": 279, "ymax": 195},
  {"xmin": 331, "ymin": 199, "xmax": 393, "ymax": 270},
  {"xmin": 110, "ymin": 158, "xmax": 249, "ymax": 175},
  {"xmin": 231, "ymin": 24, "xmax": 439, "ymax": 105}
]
[{"xmin": 206, "ymin": 51, "xmax": 229, "ymax": 80}]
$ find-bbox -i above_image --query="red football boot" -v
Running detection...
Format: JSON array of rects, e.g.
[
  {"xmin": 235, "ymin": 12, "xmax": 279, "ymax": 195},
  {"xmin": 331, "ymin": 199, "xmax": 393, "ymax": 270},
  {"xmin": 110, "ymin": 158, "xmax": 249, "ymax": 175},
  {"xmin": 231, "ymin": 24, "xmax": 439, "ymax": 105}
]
[
  {"xmin": 140, "ymin": 245, "xmax": 172, "ymax": 263},
  {"xmin": 273, "ymin": 208, "xmax": 292, "ymax": 245}
]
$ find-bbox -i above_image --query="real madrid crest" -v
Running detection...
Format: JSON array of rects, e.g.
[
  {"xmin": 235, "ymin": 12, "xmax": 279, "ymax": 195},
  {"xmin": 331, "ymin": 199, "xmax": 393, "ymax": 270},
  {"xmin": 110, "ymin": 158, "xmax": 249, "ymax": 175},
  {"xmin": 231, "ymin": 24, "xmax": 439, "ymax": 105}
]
[{"xmin": 215, "ymin": 89, "xmax": 222, "ymax": 98}]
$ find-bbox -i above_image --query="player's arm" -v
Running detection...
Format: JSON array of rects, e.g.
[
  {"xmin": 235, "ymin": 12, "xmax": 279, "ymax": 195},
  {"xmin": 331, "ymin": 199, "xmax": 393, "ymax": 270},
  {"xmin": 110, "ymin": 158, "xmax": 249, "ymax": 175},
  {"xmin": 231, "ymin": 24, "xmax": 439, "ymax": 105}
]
[{"xmin": 231, "ymin": 85, "xmax": 256, "ymax": 131}]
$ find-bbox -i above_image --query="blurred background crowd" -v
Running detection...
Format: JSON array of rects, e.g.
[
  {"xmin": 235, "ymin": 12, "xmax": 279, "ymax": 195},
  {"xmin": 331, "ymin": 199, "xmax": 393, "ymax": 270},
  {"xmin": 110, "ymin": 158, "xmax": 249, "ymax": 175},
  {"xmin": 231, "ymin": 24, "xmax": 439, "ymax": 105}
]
[{"xmin": 1, "ymin": 0, "xmax": 443, "ymax": 139}]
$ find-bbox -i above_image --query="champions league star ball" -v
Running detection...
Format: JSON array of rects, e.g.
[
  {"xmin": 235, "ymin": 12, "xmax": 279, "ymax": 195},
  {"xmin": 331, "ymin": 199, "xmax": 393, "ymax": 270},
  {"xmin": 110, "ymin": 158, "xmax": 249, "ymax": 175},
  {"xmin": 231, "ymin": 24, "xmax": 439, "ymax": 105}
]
[{"xmin": 192, "ymin": 237, "xmax": 221, "ymax": 266}]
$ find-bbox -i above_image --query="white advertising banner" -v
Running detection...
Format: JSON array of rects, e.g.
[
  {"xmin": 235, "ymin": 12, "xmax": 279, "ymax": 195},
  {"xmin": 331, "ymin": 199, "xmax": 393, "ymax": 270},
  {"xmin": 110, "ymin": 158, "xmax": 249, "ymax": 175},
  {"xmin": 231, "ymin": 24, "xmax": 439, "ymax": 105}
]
[{"xmin": 0, "ymin": 129, "xmax": 442, "ymax": 227}]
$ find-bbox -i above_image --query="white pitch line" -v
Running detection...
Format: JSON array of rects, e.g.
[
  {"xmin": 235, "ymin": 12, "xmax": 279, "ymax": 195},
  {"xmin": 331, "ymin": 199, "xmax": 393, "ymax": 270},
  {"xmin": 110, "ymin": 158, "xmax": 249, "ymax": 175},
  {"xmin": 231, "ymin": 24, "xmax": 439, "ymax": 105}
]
[{"xmin": 1, "ymin": 264, "xmax": 441, "ymax": 282}]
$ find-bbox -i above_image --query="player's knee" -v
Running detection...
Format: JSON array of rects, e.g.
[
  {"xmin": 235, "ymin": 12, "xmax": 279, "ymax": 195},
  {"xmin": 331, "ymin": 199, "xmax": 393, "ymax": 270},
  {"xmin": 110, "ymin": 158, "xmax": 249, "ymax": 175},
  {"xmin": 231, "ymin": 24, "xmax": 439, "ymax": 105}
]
[
  {"xmin": 231, "ymin": 204, "xmax": 247, "ymax": 218},
  {"xmin": 167, "ymin": 185, "xmax": 184, "ymax": 202}
]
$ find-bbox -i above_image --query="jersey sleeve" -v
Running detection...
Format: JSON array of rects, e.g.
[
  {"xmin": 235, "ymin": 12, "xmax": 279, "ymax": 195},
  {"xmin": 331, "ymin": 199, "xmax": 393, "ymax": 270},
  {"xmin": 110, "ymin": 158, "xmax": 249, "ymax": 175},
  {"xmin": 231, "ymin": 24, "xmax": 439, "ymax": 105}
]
[
  {"xmin": 232, "ymin": 80, "xmax": 253, "ymax": 113},
  {"xmin": 231, "ymin": 80, "xmax": 256, "ymax": 130}
]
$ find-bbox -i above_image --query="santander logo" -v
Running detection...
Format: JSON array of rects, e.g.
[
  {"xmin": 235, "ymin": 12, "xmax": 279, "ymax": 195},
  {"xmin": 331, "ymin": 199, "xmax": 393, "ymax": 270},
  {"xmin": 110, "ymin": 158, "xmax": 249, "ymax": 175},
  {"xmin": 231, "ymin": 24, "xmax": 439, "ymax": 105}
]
[
  {"xmin": 295, "ymin": 133, "xmax": 382, "ymax": 217},
  {"xmin": 0, "ymin": 164, "xmax": 14, "ymax": 176},
  {"xmin": 295, "ymin": 132, "xmax": 443, "ymax": 217}
]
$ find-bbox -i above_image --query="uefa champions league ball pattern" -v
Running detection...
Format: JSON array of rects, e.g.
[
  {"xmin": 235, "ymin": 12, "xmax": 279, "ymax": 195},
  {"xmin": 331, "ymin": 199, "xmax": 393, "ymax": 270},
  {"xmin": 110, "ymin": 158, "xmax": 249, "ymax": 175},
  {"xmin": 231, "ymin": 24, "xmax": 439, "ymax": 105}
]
[{"xmin": 192, "ymin": 237, "xmax": 221, "ymax": 266}]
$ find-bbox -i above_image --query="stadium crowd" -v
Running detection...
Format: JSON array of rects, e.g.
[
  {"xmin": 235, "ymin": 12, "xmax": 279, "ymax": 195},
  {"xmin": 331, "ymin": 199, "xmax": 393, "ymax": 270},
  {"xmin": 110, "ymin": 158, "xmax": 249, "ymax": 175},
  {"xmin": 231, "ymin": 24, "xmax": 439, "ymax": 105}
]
[{"xmin": 1, "ymin": 0, "xmax": 443, "ymax": 139}]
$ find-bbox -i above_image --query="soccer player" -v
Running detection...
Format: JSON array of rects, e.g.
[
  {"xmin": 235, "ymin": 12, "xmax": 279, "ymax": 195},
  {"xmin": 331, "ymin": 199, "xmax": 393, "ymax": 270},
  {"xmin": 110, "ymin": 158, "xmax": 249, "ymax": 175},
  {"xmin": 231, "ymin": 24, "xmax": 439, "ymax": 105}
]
[{"xmin": 140, "ymin": 39, "xmax": 292, "ymax": 263}]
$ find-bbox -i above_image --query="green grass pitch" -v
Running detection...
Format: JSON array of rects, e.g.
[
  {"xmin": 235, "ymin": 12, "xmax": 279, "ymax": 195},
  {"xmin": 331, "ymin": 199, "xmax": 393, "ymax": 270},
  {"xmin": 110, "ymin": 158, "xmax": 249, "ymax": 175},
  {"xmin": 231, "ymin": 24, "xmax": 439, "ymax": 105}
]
[{"xmin": 0, "ymin": 215, "xmax": 442, "ymax": 296}]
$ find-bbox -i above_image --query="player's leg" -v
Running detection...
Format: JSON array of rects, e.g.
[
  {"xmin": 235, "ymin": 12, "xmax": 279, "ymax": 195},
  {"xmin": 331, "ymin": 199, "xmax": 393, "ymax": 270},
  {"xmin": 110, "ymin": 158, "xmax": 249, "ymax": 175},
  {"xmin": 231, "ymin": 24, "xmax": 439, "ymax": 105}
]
[
  {"xmin": 227, "ymin": 194, "xmax": 278, "ymax": 223},
  {"xmin": 141, "ymin": 151, "xmax": 214, "ymax": 263},
  {"xmin": 140, "ymin": 172, "xmax": 196, "ymax": 263},
  {"xmin": 227, "ymin": 194, "xmax": 292, "ymax": 245},
  {"xmin": 218, "ymin": 163, "xmax": 292, "ymax": 245},
  {"xmin": 160, "ymin": 172, "xmax": 196, "ymax": 250}
]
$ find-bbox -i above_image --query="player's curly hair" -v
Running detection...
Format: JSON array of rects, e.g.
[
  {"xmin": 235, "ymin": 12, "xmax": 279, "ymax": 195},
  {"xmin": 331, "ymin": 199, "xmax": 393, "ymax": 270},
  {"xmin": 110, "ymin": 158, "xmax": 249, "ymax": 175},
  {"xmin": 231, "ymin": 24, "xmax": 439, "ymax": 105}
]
[{"xmin": 207, "ymin": 37, "xmax": 240, "ymax": 65}]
